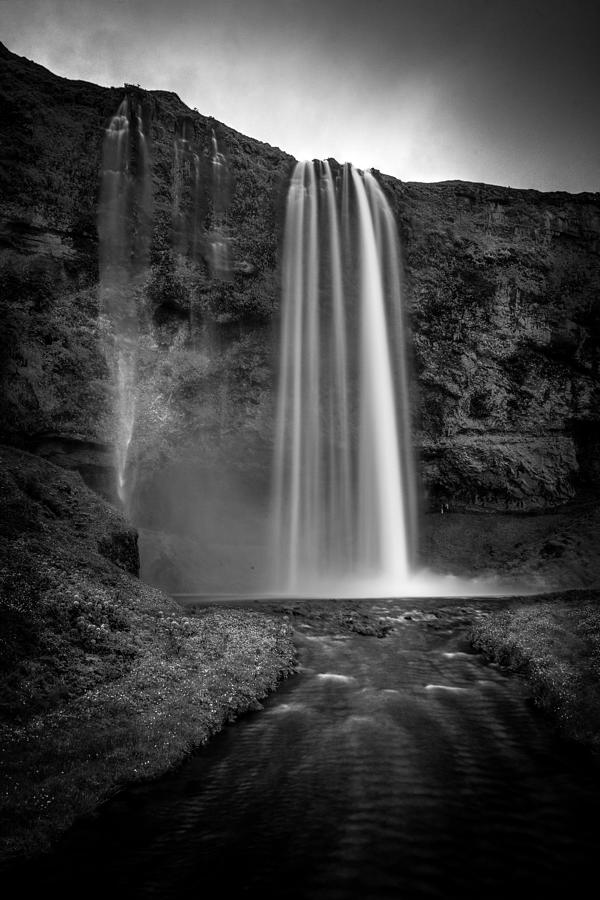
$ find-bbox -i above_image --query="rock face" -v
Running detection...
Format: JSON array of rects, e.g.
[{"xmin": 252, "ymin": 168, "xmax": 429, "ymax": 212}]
[
  {"xmin": 384, "ymin": 177, "xmax": 600, "ymax": 510},
  {"xmin": 0, "ymin": 444, "xmax": 139, "ymax": 579},
  {"xmin": 1, "ymin": 41, "xmax": 599, "ymax": 534}
]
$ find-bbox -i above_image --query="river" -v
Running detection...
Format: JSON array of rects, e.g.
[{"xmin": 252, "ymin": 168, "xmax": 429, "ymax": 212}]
[{"xmin": 13, "ymin": 598, "xmax": 600, "ymax": 898}]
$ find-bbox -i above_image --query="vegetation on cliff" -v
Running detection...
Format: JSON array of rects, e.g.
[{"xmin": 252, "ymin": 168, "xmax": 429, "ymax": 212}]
[{"xmin": 0, "ymin": 263, "xmax": 111, "ymax": 446}]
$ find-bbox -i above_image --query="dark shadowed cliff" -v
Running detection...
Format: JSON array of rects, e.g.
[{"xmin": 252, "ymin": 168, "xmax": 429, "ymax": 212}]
[{"xmin": 1, "ymin": 41, "xmax": 599, "ymax": 566}]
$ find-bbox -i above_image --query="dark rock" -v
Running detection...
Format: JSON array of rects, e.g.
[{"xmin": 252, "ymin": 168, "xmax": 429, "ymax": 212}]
[
  {"xmin": 23, "ymin": 432, "xmax": 118, "ymax": 503},
  {"xmin": 0, "ymin": 444, "xmax": 139, "ymax": 576},
  {"xmin": 341, "ymin": 615, "xmax": 393, "ymax": 637},
  {"xmin": 97, "ymin": 530, "xmax": 139, "ymax": 576}
]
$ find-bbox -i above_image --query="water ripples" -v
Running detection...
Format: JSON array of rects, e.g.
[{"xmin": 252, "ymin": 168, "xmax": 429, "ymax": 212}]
[{"xmin": 13, "ymin": 599, "xmax": 600, "ymax": 899}]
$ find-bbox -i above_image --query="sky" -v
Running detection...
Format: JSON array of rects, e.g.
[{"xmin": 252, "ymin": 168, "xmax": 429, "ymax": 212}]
[{"xmin": 2, "ymin": 0, "xmax": 599, "ymax": 192}]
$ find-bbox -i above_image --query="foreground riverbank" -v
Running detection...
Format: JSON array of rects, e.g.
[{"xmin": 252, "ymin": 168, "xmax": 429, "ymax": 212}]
[
  {"xmin": 183, "ymin": 588, "xmax": 600, "ymax": 756},
  {"xmin": 219, "ymin": 589, "xmax": 600, "ymax": 756},
  {"xmin": 8, "ymin": 595, "xmax": 600, "ymax": 900},
  {"xmin": 0, "ymin": 447, "xmax": 295, "ymax": 864},
  {"xmin": 1, "ymin": 604, "xmax": 295, "ymax": 864},
  {"xmin": 471, "ymin": 588, "xmax": 600, "ymax": 752}
]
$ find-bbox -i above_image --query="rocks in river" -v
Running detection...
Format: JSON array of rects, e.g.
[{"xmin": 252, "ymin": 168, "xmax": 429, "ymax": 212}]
[
  {"xmin": 339, "ymin": 614, "xmax": 393, "ymax": 638},
  {"xmin": 283, "ymin": 603, "xmax": 394, "ymax": 638}
]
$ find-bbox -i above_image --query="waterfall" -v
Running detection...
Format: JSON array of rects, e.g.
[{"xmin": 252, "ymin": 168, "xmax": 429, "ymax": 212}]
[
  {"xmin": 173, "ymin": 116, "xmax": 204, "ymax": 261},
  {"xmin": 172, "ymin": 123, "xmax": 231, "ymax": 276},
  {"xmin": 207, "ymin": 129, "xmax": 232, "ymax": 280},
  {"xmin": 98, "ymin": 96, "xmax": 152, "ymax": 507},
  {"xmin": 271, "ymin": 160, "xmax": 416, "ymax": 597}
]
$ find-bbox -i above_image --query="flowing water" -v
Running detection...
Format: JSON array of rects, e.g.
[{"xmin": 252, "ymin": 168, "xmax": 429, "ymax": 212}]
[
  {"xmin": 98, "ymin": 96, "xmax": 152, "ymax": 507},
  {"xmin": 14, "ymin": 598, "xmax": 599, "ymax": 899},
  {"xmin": 173, "ymin": 116, "xmax": 204, "ymax": 260},
  {"xmin": 271, "ymin": 162, "xmax": 416, "ymax": 597},
  {"xmin": 207, "ymin": 128, "xmax": 232, "ymax": 280}
]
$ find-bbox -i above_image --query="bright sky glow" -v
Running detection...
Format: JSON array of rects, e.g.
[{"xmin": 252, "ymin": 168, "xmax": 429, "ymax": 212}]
[{"xmin": 2, "ymin": 0, "xmax": 599, "ymax": 192}]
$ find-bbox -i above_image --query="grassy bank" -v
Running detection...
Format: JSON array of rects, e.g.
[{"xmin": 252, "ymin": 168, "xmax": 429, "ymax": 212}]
[
  {"xmin": 1, "ymin": 605, "xmax": 295, "ymax": 864},
  {"xmin": 470, "ymin": 589, "xmax": 600, "ymax": 752},
  {"xmin": 0, "ymin": 446, "xmax": 295, "ymax": 864}
]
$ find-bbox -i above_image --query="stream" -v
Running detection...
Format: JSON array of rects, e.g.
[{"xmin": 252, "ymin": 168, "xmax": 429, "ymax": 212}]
[{"xmin": 14, "ymin": 598, "xmax": 600, "ymax": 898}]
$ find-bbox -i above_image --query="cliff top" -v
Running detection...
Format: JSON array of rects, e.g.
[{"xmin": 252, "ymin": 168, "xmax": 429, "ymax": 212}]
[{"xmin": 1, "ymin": 39, "xmax": 597, "ymax": 203}]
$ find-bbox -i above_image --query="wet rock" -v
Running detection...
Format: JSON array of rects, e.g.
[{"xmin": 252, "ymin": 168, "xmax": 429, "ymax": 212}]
[
  {"xmin": 339, "ymin": 614, "xmax": 393, "ymax": 638},
  {"xmin": 24, "ymin": 433, "xmax": 117, "ymax": 503}
]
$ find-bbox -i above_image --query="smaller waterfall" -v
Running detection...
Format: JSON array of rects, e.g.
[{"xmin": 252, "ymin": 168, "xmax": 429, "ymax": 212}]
[
  {"xmin": 172, "ymin": 123, "xmax": 231, "ymax": 278},
  {"xmin": 98, "ymin": 96, "xmax": 152, "ymax": 507},
  {"xmin": 173, "ymin": 116, "xmax": 205, "ymax": 260},
  {"xmin": 207, "ymin": 128, "xmax": 232, "ymax": 280},
  {"xmin": 271, "ymin": 161, "xmax": 417, "ymax": 596}
]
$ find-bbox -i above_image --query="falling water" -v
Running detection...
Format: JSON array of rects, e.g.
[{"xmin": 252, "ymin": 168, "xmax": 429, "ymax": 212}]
[
  {"xmin": 98, "ymin": 96, "xmax": 152, "ymax": 507},
  {"xmin": 173, "ymin": 116, "xmax": 204, "ymax": 260},
  {"xmin": 207, "ymin": 128, "xmax": 232, "ymax": 280},
  {"xmin": 173, "ymin": 119, "xmax": 189, "ymax": 253},
  {"xmin": 271, "ymin": 161, "xmax": 416, "ymax": 596}
]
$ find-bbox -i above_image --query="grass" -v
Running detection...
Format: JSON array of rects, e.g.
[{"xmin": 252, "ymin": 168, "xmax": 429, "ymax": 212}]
[
  {"xmin": 0, "ymin": 446, "xmax": 296, "ymax": 864},
  {"xmin": 0, "ymin": 606, "xmax": 295, "ymax": 863},
  {"xmin": 470, "ymin": 589, "xmax": 600, "ymax": 751}
]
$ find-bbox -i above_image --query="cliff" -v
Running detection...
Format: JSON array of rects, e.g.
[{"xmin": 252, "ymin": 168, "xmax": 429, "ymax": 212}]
[
  {"xmin": 0, "ymin": 42, "xmax": 293, "ymax": 502},
  {"xmin": 388, "ymin": 177, "xmax": 600, "ymax": 511},
  {"xmin": 1, "ymin": 42, "xmax": 599, "ymax": 584}
]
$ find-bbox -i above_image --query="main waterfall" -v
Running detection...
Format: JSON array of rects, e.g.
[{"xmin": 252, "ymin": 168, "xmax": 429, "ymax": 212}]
[{"xmin": 271, "ymin": 161, "xmax": 417, "ymax": 597}]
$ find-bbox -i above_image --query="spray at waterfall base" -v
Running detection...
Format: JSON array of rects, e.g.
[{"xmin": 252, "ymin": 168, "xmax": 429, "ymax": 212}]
[
  {"xmin": 99, "ymin": 124, "xmax": 539, "ymax": 600},
  {"xmin": 269, "ymin": 161, "xmax": 526, "ymax": 599}
]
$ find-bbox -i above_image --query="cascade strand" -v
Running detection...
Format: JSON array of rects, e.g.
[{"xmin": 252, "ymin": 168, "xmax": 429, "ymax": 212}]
[{"xmin": 271, "ymin": 161, "xmax": 416, "ymax": 595}]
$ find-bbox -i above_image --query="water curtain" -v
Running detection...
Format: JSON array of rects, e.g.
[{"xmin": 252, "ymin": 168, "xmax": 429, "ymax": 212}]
[{"xmin": 272, "ymin": 161, "xmax": 416, "ymax": 595}]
